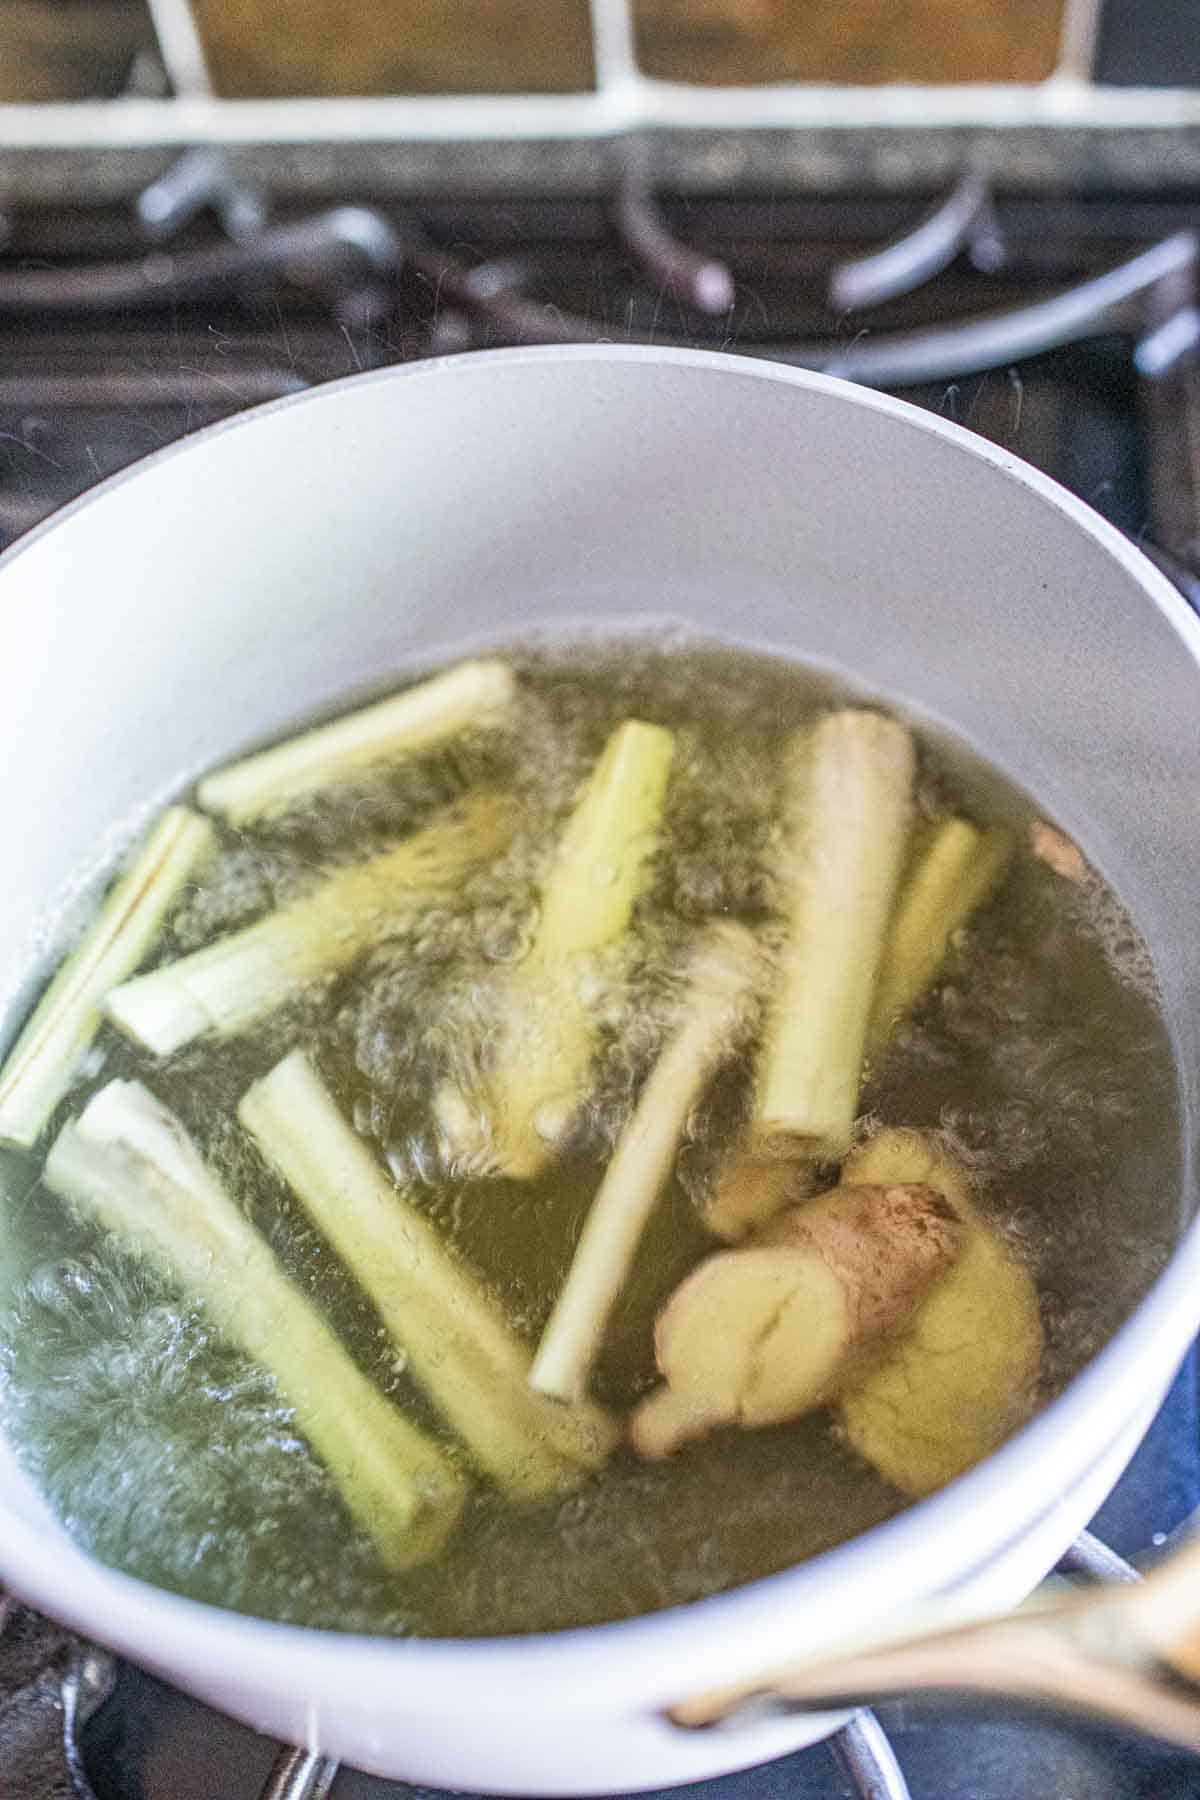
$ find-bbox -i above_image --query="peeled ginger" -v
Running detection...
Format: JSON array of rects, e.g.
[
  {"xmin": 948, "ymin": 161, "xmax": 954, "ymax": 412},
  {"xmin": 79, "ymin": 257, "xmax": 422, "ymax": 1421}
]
[
  {"xmin": 837, "ymin": 1128, "xmax": 1043, "ymax": 1496},
  {"xmin": 631, "ymin": 1179, "xmax": 964, "ymax": 1459}
]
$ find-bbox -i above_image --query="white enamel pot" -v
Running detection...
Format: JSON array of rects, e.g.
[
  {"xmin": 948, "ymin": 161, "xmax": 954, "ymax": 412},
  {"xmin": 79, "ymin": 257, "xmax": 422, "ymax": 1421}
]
[{"xmin": 0, "ymin": 347, "xmax": 1197, "ymax": 1793}]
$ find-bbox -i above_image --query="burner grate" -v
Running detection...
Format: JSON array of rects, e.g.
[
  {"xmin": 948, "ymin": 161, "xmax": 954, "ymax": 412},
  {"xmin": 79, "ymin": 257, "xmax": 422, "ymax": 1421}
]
[{"xmin": 2, "ymin": 172, "xmax": 1198, "ymax": 594}]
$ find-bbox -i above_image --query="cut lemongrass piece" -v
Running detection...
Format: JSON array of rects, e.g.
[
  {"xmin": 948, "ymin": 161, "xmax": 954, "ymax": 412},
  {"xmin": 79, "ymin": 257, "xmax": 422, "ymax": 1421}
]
[
  {"xmin": 530, "ymin": 922, "xmax": 763, "ymax": 1405},
  {"xmin": 439, "ymin": 718, "xmax": 675, "ymax": 1179},
  {"xmin": 753, "ymin": 710, "xmax": 915, "ymax": 1161},
  {"xmin": 240, "ymin": 1051, "xmax": 618, "ymax": 1499},
  {"xmin": 106, "ymin": 791, "xmax": 512, "ymax": 1055},
  {"xmin": 197, "ymin": 659, "xmax": 516, "ymax": 823},
  {"xmin": 528, "ymin": 719, "xmax": 676, "ymax": 962},
  {"xmin": 0, "ymin": 807, "xmax": 215, "ymax": 1149},
  {"xmin": 44, "ymin": 1081, "xmax": 465, "ymax": 1570},
  {"xmin": 867, "ymin": 818, "xmax": 1013, "ymax": 1055}
]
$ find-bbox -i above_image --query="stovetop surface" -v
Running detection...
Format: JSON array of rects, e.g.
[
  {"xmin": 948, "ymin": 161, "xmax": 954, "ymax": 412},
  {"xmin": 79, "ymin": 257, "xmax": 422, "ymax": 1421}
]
[
  {"xmin": 1, "ymin": 187, "xmax": 1195, "ymax": 562},
  {"xmin": 1, "ymin": 173, "xmax": 1199, "ymax": 1800}
]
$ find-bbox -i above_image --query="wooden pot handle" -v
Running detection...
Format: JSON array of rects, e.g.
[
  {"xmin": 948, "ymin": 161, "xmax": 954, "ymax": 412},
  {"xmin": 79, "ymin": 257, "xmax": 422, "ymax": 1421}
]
[{"xmin": 670, "ymin": 1532, "xmax": 1200, "ymax": 1753}]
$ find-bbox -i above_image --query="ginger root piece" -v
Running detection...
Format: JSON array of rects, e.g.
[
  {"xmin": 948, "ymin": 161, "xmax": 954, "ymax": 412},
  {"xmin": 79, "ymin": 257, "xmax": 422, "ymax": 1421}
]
[
  {"xmin": 630, "ymin": 1180, "xmax": 963, "ymax": 1460},
  {"xmin": 837, "ymin": 1128, "xmax": 1043, "ymax": 1497},
  {"xmin": 702, "ymin": 1150, "xmax": 817, "ymax": 1243},
  {"xmin": 1029, "ymin": 820, "xmax": 1087, "ymax": 884}
]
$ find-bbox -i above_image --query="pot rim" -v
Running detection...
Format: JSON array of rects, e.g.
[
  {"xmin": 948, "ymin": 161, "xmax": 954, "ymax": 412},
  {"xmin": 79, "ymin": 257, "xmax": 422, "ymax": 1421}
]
[{"xmin": 0, "ymin": 343, "xmax": 1197, "ymax": 1712}]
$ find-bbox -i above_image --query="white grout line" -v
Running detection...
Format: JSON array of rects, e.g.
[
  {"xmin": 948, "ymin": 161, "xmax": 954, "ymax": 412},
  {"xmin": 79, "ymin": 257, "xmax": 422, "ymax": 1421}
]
[
  {"xmin": 1054, "ymin": 0, "xmax": 1105, "ymax": 83},
  {"xmin": 588, "ymin": 0, "xmax": 643, "ymax": 101},
  {"xmin": 144, "ymin": 0, "xmax": 214, "ymax": 99},
  {"xmin": 4, "ymin": 79, "xmax": 1200, "ymax": 150},
  {"xmin": 0, "ymin": 93, "xmax": 625, "ymax": 148},
  {"xmin": 632, "ymin": 75, "xmax": 1200, "ymax": 129}
]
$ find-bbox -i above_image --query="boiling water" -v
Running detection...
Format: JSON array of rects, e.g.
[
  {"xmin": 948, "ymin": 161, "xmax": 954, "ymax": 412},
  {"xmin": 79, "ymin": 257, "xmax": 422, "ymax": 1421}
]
[{"xmin": 0, "ymin": 641, "xmax": 1180, "ymax": 1636}]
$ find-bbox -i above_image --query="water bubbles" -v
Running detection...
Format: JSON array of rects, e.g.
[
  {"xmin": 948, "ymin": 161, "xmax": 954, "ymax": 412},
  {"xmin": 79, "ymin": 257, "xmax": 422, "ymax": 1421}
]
[
  {"xmin": 27, "ymin": 1256, "xmax": 96, "ymax": 1314},
  {"xmin": 575, "ymin": 966, "xmax": 604, "ymax": 1007},
  {"xmin": 73, "ymin": 1044, "xmax": 108, "ymax": 1085},
  {"xmin": 476, "ymin": 899, "xmax": 539, "ymax": 966},
  {"xmin": 169, "ymin": 846, "xmax": 274, "ymax": 949},
  {"xmin": 383, "ymin": 1140, "xmax": 410, "ymax": 1184},
  {"xmin": 384, "ymin": 1126, "xmax": 443, "ymax": 1188},
  {"xmin": 368, "ymin": 1089, "xmax": 395, "ymax": 1141},
  {"xmin": 2, "ymin": 636, "xmax": 1177, "ymax": 1640},
  {"xmin": 532, "ymin": 1096, "xmax": 573, "ymax": 1144}
]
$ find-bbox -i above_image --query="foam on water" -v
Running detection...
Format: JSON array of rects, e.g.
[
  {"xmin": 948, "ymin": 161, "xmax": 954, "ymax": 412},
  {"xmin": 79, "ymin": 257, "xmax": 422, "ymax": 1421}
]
[{"xmin": 0, "ymin": 639, "xmax": 1181, "ymax": 1636}]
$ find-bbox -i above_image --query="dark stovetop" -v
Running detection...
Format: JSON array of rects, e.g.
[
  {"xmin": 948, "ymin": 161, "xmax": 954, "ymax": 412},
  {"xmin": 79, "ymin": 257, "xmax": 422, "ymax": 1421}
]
[{"xmin": 1, "ymin": 185, "xmax": 1198, "ymax": 575}]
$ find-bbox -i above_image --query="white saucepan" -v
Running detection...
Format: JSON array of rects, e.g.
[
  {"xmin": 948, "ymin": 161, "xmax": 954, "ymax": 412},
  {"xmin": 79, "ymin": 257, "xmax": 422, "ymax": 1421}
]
[{"xmin": 0, "ymin": 347, "xmax": 1197, "ymax": 1792}]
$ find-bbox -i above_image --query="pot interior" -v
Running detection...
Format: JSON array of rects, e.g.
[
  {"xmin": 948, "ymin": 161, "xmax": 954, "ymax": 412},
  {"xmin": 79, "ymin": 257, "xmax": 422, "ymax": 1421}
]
[{"xmin": 0, "ymin": 348, "xmax": 1196, "ymax": 1621}]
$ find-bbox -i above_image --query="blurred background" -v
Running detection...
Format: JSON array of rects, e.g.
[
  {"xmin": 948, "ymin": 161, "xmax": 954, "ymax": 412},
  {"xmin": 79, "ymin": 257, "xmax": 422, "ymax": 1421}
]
[{"xmin": 0, "ymin": 0, "xmax": 1196, "ymax": 98}]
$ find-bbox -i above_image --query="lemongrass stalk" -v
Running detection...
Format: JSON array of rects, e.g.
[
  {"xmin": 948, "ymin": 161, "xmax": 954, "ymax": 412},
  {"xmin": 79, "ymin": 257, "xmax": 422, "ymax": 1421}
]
[
  {"xmin": 753, "ymin": 710, "xmax": 914, "ymax": 1161},
  {"xmin": 239, "ymin": 1051, "xmax": 618, "ymax": 1499},
  {"xmin": 44, "ymin": 1081, "xmax": 465, "ymax": 1570},
  {"xmin": 197, "ymin": 659, "xmax": 515, "ymax": 823},
  {"xmin": 867, "ymin": 819, "xmax": 1013, "ymax": 1055},
  {"xmin": 0, "ymin": 808, "xmax": 215, "ymax": 1148},
  {"xmin": 106, "ymin": 791, "xmax": 511, "ymax": 1055},
  {"xmin": 440, "ymin": 719, "xmax": 675, "ymax": 1178},
  {"xmin": 530, "ymin": 922, "xmax": 762, "ymax": 1404},
  {"xmin": 530, "ymin": 720, "xmax": 676, "ymax": 960}
]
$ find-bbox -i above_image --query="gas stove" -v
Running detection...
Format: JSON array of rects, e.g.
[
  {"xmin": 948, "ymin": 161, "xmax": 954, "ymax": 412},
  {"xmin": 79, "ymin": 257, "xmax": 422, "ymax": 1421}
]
[
  {"xmin": 2, "ymin": 163, "xmax": 1199, "ymax": 1800},
  {"xmin": 3, "ymin": 0, "xmax": 1200, "ymax": 1791},
  {"xmin": 2, "ymin": 177, "xmax": 1200, "ymax": 578}
]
